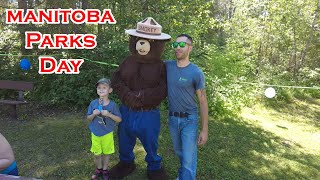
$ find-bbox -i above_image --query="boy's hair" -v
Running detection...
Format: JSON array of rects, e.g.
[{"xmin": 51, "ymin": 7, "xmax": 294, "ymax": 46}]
[
  {"xmin": 95, "ymin": 78, "xmax": 111, "ymax": 88},
  {"xmin": 177, "ymin": 34, "xmax": 193, "ymax": 44}
]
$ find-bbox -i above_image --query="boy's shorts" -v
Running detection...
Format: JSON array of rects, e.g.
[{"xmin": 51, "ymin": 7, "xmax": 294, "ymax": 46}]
[{"xmin": 91, "ymin": 132, "xmax": 114, "ymax": 155}]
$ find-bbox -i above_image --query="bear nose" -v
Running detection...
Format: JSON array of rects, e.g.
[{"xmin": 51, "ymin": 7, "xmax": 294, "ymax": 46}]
[{"xmin": 140, "ymin": 42, "xmax": 145, "ymax": 45}]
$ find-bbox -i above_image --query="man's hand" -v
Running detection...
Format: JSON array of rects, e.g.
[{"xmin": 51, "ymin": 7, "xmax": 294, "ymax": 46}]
[{"xmin": 198, "ymin": 130, "xmax": 208, "ymax": 145}]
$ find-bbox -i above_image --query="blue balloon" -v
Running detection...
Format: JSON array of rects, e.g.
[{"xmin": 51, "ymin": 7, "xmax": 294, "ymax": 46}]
[{"xmin": 20, "ymin": 58, "xmax": 31, "ymax": 71}]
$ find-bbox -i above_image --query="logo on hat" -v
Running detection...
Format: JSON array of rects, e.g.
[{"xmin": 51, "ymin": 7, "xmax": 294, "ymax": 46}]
[{"xmin": 125, "ymin": 17, "xmax": 171, "ymax": 40}]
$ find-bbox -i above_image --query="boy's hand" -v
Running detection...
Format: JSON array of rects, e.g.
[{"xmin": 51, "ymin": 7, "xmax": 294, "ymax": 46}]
[
  {"xmin": 93, "ymin": 109, "xmax": 101, "ymax": 116},
  {"xmin": 101, "ymin": 110, "xmax": 110, "ymax": 117}
]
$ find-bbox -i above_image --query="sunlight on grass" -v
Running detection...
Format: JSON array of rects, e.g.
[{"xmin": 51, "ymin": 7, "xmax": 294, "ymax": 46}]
[
  {"xmin": 238, "ymin": 98, "xmax": 320, "ymax": 179},
  {"xmin": 241, "ymin": 99, "xmax": 320, "ymax": 155},
  {"xmin": 1, "ymin": 98, "xmax": 319, "ymax": 179}
]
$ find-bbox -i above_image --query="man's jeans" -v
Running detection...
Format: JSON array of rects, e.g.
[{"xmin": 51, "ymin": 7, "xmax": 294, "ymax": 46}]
[{"xmin": 168, "ymin": 114, "xmax": 198, "ymax": 180}]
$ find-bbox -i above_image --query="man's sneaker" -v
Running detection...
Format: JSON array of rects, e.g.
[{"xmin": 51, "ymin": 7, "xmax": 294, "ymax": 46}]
[{"xmin": 91, "ymin": 168, "xmax": 103, "ymax": 180}]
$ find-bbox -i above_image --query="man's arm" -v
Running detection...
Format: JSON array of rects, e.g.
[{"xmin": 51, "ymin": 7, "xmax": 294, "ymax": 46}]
[{"xmin": 196, "ymin": 89, "xmax": 209, "ymax": 145}]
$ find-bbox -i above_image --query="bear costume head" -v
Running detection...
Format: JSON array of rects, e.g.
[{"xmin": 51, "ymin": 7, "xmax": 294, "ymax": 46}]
[{"xmin": 125, "ymin": 17, "xmax": 171, "ymax": 63}]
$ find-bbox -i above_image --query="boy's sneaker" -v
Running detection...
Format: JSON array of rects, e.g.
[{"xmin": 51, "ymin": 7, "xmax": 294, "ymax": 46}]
[
  {"xmin": 91, "ymin": 168, "xmax": 103, "ymax": 180},
  {"xmin": 103, "ymin": 169, "xmax": 109, "ymax": 180}
]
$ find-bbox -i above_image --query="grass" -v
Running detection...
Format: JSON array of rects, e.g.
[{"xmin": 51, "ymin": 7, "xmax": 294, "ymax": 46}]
[{"xmin": 0, "ymin": 98, "xmax": 319, "ymax": 180}]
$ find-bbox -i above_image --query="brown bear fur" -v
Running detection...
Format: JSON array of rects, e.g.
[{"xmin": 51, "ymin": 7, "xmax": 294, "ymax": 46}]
[{"xmin": 111, "ymin": 36, "xmax": 168, "ymax": 109}]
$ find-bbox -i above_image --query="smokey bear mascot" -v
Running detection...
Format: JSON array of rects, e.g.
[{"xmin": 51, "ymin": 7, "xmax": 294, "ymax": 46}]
[{"xmin": 110, "ymin": 17, "xmax": 171, "ymax": 180}]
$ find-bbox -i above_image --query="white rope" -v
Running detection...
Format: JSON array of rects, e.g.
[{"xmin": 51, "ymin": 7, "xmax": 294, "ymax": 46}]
[{"xmin": 238, "ymin": 82, "xmax": 320, "ymax": 90}]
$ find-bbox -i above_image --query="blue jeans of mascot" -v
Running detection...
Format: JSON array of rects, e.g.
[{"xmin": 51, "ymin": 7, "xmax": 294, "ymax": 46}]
[{"xmin": 118, "ymin": 105, "xmax": 162, "ymax": 171}]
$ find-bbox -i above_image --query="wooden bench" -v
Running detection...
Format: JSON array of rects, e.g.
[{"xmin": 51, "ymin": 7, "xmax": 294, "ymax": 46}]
[{"xmin": 0, "ymin": 80, "xmax": 34, "ymax": 119}]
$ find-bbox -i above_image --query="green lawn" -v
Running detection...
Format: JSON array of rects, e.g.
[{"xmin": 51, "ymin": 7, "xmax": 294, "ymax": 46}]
[{"xmin": 0, "ymin": 98, "xmax": 319, "ymax": 179}]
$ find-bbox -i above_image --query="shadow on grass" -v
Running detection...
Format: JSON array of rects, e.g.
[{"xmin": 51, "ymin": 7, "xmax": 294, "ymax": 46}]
[
  {"xmin": 193, "ymin": 116, "xmax": 320, "ymax": 179},
  {"xmin": 0, "ymin": 109, "xmax": 319, "ymax": 179}
]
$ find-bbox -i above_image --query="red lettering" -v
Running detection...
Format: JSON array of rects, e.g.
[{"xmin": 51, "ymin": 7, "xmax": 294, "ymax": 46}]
[
  {"xmin": 72, "ymin": 9, "xmax": 86, "ymax": 24},
  {"xmin": 59, "ymin": 9, "xmax": 72, "ymax": 24},
  {"xmin": 83, "ymin": 35, "xmax": 97, "ymax": 49},
  {"xmin": 39, "ymin": 57, "xmax": 57, "ymax": 74},
  {"xmin": 38, "ymin": 9, "xmax": 52, "ymax": 23},
  {"xmin": 100, "ymin": 9, "xmax": 116, "ymax": 24},
  {"xmin": 25, "ymin": 31, "xmax": 41, "ymax": 49},
  {"xmin": 25, "ymin": 32, "xmax": 97, "ymax": 49},
  {"xmin": 56, "ymin": 59, "xmax": 72, "ymax": 74},
  {"xmin": 69, "ymin": 34, "xmax": 83, "ymax": 49},
  {"xmin": 54, "ymin": 35, "xmax": 69, "ymax": 48},
  {"xmin": 24, "ymin": 10, "xmax": 38, "ymax": 23},
  {"xmin": 39, "ymin": 58, "xmax": 84, "ymax": 74},
  {"xmin": 39, "ymin": 35, "xmax": 55, "ymax": 49},
  {"xmin": 54, "ymin": 9, "xmax": 59, "ymax": 24},
  {"xmin": 6, "ymin": 9, "xmax": 23, "ymax": 24},
  {"xmin": 6, "ymin": 9, "xmax": 116, "ymax": 24},
  {"xmin": 69, "ymin": 59, "xmax": 84, "ymax": 74},
  {"xmin": 87, "ymin": 9, "xmax": 100, "ymax": 23}
]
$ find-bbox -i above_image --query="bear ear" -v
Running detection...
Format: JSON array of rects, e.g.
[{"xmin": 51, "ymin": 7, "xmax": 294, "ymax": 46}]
[
  {"xmin": 129, "ymin": 35, "xmax": 138, "ymax": 54},
  {"xmin": 129, "ymin": 35, "xmax": 138, "ymax": 41}
]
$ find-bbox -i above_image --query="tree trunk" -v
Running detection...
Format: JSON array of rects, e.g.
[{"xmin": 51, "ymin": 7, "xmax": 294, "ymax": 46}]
[
  {"xmin": 18, "ymin": 0, "xmax": 28, "ymax": 54},
  {"xmin": 298, "ymin": 0, "xmax": 320, "ymax": 70},
  {"xmin": 292, "ymin": 23, "xmax": 297, "ymax": 76}
]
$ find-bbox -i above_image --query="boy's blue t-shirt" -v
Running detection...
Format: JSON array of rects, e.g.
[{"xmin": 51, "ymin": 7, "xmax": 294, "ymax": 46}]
[
  {"xmin": 87, "ymin": 99, "xmax": 121, "ymax": 136},
  {"xmin": 165, "ymin": 60, "xmax": 205, "ymax": 114}
]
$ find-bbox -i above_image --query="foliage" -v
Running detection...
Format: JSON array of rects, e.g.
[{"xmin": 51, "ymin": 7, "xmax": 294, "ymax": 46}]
[{"xmin": 0, "ymin": 0, "xmax": 319, "ymax": 115}]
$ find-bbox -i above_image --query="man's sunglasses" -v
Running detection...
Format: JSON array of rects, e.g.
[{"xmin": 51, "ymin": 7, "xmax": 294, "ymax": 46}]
[{"xmin": 172, "ymin": 42, "xmax": 191, "ymax": 48}]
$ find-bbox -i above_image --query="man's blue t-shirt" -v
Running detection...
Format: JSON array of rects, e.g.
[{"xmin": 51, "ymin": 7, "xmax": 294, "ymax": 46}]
[
  {"xmin": 87, "ymin": 99, "xmax": 121, "ymax": 136},
  {"xmin": 165, "ymin": 60, "xmax": 205, "ymax": 114}
]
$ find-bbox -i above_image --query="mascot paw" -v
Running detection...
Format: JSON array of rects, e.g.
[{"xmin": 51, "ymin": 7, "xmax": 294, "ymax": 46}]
[
  {"xmin": 109, "ymin": 161, "xmax": 136, "ymax": 179},
  {"xmin": 147, "ymin": 167, "xmax": 168, "ymax": 180}
]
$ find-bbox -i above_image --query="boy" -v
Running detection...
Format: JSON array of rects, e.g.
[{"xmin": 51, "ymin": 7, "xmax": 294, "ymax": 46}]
[{"xmin": 87, "ymin": 78, "xmax": 122, "ymax": 180}]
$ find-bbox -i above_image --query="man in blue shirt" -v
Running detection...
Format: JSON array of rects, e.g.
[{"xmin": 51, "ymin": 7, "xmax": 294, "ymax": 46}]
[{"xmin": 165, "ymin": 34, "xmax": 209, "ymax": 180}]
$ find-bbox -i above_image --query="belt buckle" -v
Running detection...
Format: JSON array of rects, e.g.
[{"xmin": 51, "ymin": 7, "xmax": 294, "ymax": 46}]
[{"xmin": 181, "ymin": 112, "xmax": 189, "ymax": 118}]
